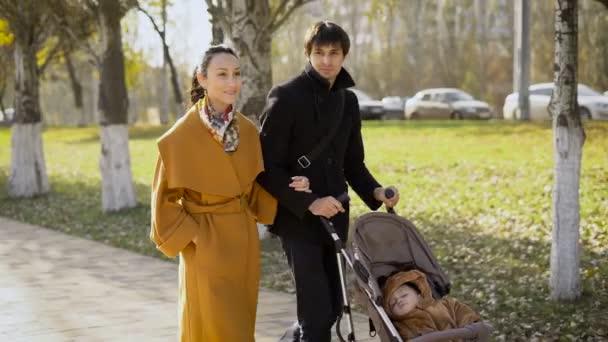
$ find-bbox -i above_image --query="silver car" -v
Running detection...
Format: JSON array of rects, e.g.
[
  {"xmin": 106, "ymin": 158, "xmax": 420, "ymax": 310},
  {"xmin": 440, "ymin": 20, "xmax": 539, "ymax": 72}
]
[
  {"xmin": 350, "ymin": 88, "xmax": 385, "ymax": 120},
  {"xmin": 405, "ymin": 88, "xmax": 493, "ymax": 120}
]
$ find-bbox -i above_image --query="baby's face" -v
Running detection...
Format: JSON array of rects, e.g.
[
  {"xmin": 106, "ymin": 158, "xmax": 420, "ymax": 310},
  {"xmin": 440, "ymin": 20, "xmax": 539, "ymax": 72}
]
[{"xmin": 389, "ymin": 285, "xmax": 421, "ymax": 316}]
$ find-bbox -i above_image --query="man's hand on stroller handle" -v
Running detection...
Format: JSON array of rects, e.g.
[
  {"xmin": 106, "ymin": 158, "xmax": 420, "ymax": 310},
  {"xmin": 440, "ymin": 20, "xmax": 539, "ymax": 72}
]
[
  {"xmin": 308, "ymin": 196, "xmax": 346, "ymax": 218},
  {"xmin": 374, "ymin": 186, "xmax": 400, "ymax": 208}
]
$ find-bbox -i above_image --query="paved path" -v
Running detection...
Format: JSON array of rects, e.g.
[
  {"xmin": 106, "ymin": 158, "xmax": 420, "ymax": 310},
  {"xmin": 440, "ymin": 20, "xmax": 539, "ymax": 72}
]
[{"xmin": 0, "ymin": 217, "xmax": 379, "ymax": 342}]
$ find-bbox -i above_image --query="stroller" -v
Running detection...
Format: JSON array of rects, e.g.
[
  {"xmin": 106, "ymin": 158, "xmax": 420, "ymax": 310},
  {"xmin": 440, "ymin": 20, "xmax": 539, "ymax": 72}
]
[{"xmin": 322, "ymin": 192, "xmax": 492, "ymax": 342}]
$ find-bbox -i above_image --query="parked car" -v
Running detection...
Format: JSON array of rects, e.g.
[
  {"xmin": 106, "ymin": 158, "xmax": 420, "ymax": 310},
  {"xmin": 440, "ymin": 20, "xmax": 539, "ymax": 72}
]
[
  {"xmin": 381, "ymin": 96, "xmax": 407, "ymax": 120},
  {"xmin": 349, "ymin": 88, "xmax": 385, "ymax": 120},
  {"xmin": 404, "ymin": 88, "xmax": 493, "ymax": 120},
  {"xmin": 0, "ymin": 107, "xmax": 14, "ymax": 126},
  {"xmin": 503, "ymin": 83, "xmax": 608, "ymax": 120}
]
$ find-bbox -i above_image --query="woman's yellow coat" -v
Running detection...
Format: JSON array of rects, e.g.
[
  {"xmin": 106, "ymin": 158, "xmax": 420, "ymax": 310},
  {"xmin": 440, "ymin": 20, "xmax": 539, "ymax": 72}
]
[{"xmin": 150, "ymin": 106, "xmax": 277, "ymax": 341}]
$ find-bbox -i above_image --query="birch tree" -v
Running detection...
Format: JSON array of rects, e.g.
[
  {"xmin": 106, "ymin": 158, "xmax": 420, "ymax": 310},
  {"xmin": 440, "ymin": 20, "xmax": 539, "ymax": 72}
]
[
  {"xmin": 548, "ymin": 0, "xmax": 583, "ymax": 301},
  {"xmin": 205, "ymin": 0, "xmax": 315, "ymax": 118},
  {"xmin": 548, "ymin": 0, "xmax": 608, "ymax": 302},
  {"xmin": 0, "ymin": 0, "xmax": 60, "ymax": 197},
  {"xmin": 97, "ymin": 0, "xmax": 137, "ymax": 212}
]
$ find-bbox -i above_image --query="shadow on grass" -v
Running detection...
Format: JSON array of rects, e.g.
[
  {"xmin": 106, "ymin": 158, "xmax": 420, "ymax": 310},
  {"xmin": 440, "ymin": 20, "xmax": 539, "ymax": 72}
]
[{"xmin": 0, "ymin": 169, "xmax": 605, "ymax": 339}]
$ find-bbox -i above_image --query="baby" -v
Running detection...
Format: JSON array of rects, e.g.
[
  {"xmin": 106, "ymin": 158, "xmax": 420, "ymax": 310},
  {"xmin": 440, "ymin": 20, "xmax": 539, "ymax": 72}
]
[{"xmin": 383, "ymin": 270, "xmax": 481, "ymax": 340}]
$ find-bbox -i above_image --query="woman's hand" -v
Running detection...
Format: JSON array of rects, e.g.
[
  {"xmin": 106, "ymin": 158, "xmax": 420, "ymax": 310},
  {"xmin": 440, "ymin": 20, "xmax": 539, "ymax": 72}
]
[
  {"xmin": 374, "ymin": 186, "xmax": 400, "ymax": 208},
  {"xmin": 290, "ymin": 176, "xmax": 311, "ymax": 193}
]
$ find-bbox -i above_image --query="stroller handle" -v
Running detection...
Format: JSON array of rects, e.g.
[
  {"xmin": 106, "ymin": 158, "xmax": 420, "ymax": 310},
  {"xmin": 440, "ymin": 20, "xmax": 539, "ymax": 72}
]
[
  {"xmin": 385, "ymin": 188, "xmax": 395, "ymax": 199},
  {"xmin": 384, "ymin": 188, "xmax": 397, "ymax": 214},
  {"xmin": 320, "ymin": 193, "xmax": 349, "ymax": 250}
]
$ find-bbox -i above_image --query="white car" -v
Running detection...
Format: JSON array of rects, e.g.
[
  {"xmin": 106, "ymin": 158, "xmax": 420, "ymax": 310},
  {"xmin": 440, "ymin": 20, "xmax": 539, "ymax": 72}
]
[
  {"xmin": 0, "ymin": 107, "xmax": 14, "ymax": 125},
  {"xmin": 404, "ymin": 88, "xmax": 493, "ymax": 120},
  {"xmin": 503, "ymin": 83, "xmax": 608, "ymax": 120}
]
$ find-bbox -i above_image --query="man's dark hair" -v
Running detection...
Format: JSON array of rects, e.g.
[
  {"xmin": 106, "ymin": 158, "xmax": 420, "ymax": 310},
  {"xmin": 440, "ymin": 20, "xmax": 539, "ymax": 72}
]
[{"xmin": 304, "ymin": 21, "xmax": 350, "ymax": 57}]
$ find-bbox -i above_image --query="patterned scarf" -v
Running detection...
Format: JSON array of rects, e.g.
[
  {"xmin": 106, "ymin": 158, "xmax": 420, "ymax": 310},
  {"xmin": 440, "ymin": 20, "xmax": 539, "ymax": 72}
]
[{"xmin": 197, "ymin": 97, "xmax": 239, "ymax": 152}]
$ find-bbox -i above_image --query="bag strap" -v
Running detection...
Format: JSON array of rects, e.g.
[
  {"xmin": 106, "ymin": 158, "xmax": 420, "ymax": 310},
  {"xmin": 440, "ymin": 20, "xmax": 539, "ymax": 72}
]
[{"xmin": 296, "ymin": 90, "xmax": 345, "ymax": 169}]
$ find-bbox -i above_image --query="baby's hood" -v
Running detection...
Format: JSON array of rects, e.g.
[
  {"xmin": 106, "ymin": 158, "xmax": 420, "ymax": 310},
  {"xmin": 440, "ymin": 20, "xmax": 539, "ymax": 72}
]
[{"xmin": 383, "ymin": 270, "xmax": 434, "ymax": 316}]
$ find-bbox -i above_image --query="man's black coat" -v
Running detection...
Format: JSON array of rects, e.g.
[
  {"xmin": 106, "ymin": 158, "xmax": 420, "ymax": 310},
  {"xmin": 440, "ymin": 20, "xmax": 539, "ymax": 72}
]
[{"xmin": 257, "ymin": 63, "xmax": 382, "ymax": 243}]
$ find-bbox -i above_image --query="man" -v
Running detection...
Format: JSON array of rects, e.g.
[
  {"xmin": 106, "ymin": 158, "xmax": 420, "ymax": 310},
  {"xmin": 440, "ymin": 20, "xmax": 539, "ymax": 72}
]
[{"xmin": 257, "ymin": 21, "xmax": 400, "ymax": 342}]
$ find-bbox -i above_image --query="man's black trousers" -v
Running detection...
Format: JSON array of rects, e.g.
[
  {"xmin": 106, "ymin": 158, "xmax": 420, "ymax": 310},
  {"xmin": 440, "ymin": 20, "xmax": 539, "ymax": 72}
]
[{"xmin": 280, "ymin": 233, "xmax": 344, "ymax": 342}]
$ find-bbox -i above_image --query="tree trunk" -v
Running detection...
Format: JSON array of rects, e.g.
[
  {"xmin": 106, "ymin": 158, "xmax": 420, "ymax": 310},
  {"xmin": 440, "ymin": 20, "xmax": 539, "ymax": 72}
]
[
  {"xmin": 405, "ymin": 0, "xmax": 425, "ymax": 91},
  {"xmin": 209, "ymin": 5, "xmax": 224, "ymax": 45},
  {"xmin": 9, "ymin": 34, "xmax": 49, "ymax": 197},
  {"xmin": 159, "ymin": 0, "xmax": 170, "ymax": 124},
  {"xmin": 475, "ymin": 0, "xmax": 488, "ymax": 94},
  {"xmin": 99, "ymin": 125, "xmax": 137, "ymax": 211},
  {"xmin": 0, "ymin": 84, "xmax": 6, "ymax": 121},
  {"xmin": 98, "ymin": 0, "xmax": 136, "ymax": 212},
  {"xmin": 9, "ymin": 123, "xmax": 49, "ymax": 197},
  {"xmin": 137, "ymin": 2, "xmax": 184, "ymax": 119},
  {"xmin": 206, "ymin": 0, "xmax": 312, "ymax": 119},
  {"xmin": 549, "ymin": 0, "xmax": 584, "ymax": 301},
  {"xmin": 436, "ymin": 0, "xmax": 456, "ymax": 86},
  {"xmin": 90, "ymin": 69, "xmax": 99, "ymax": 125},
  {"xmin": 227, "ymin": 1, "xmax": 272, "ymax": 119},
  {"xmin": 64, "ymin": 52, "xmax": 87, "ymax": 127},
  {"xmin": 159, "ymin": 58, "xmax": 169, "ymax": 124}
]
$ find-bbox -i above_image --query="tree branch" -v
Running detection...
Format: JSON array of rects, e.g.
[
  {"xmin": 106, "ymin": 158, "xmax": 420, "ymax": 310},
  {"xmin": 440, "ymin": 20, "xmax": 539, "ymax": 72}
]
[
  {"xmin": 53, "ymin": 11, "xmax": 101, "ymax": 65},
  {"xmin": 270, "ymin": 0, "xmax": 315, "ymax": 35},
  {"xmin": 0, "ymin": 2, "xmax": 20, "ymax": 22},
  {"xmin": 595, "ymin": 0, "xmax": 608, "ymax": 9},
  {"xmin": 136, "ymin": 1, "xmax": 183, "ymax": 106},
  {"xmin": 136, "ymin": 2, "xmax": 164, "ymax": 40},
  {"xmin": 37, "ymin": 40, "xmax": 63, "ymax": 74},
  {"xmin": 266, "ymin": 0, "xmax": 290, "ymax": 33}
]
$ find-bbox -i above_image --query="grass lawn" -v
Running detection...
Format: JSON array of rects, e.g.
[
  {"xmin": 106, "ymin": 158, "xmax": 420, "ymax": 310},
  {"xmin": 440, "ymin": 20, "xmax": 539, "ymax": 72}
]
[{"xmin": 1, "ymin": 120, "xmax": 607, "ymax": 340}]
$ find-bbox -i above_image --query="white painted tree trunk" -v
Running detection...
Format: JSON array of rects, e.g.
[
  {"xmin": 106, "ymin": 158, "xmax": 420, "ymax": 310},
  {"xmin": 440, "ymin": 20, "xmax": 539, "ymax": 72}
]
[
  {"xmin": 97, "ymin": 0, "xmax": 136, "ymax": 212},
  {"xmin": 9, "ymin": 31, "xmax": 48, "ymax": 198},
  {"xmin": 8, "ymin": 123, "xmax": 49, "ymax": 197},
  {"xmin": 549, "ymin": 0, "xmax": 583, "ymax": 301},
  {"xmin": 99, "ymin": 125, "xmax": 136, "ymax": 212}
]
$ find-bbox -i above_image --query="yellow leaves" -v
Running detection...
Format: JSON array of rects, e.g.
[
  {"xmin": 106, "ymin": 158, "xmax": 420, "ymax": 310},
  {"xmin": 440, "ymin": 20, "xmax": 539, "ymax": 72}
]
[
  {"xmin": 123, "ymin": 44, "xmax": 145, "ymax": 88},
  {"xmin": 0, "ymin": 19, "xmax": 14, "ymax": 46},
  {"xmin": 36, "ymin": 38, "xmax": 59, "ymax": 67}
]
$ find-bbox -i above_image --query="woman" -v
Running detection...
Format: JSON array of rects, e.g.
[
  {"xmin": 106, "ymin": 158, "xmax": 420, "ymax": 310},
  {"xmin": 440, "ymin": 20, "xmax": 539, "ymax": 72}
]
[{"xmin": 150, "ymin": 45, "xmax": 309, "ymax": 341}]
